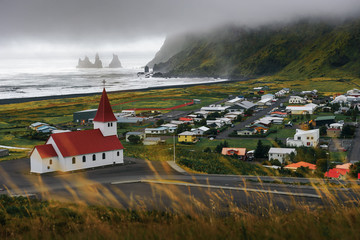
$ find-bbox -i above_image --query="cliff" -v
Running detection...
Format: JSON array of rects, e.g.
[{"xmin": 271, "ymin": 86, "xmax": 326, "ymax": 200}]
[{"xmin": 148, "ymin": 18, "xmax": 360, "ymax": 79}]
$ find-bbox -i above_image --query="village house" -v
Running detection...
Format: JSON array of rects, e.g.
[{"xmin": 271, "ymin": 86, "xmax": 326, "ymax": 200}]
[
  {"xmin": 314, "ymin": 116, "xmax": 336, "ymax": 126},
  {"xmin": 327, "ymin": 128, "xmax": 341, "ymax": 138},
  {"xmin": 289, "ymin": 96, "xmax": 306, "ymax": 104},
  {"xmin": 325, "ymin": 168, "xmax": 349, "ymax": 179},
  {"xmin": 30, "ymin": 88, "xmax": 124, "ymax": 174},
  {"xmin": 237, "ymin": 128, "xmax": 256, "ymax": 136},
  {"xmin": 225, "ymin": 97, "xmax": 244, "ymax": 106},
  {"xmin": 286, "ymin": 129, "xmax": 320, "ymax": 147},
  {"xmin": 268, "ymin": 148, "xmax": 296, "ymax": 164},
  {"xmin": 73, "ymin": 109, "xmax": 97, "ymax": 123},
  {"xmin": 284, "ymin": 161, "xmax": 316, "ymax": 171},
  {"xmin": 161, "ymin": 123, "xmax": 178, "ymax": 133},
  {"xmin": 191, "ymin": 126, "xmax": 210, "ymax": 136},
  {"xmin": 178, "ymin": 131, "xmax": 197, "ymax": 143},
  {"xmin": 200, "ymin": 105, "xmax": 229, "ymax": 112},
  {"xmin": 221, "ymin": 148, "xmax": 247, "ymax": 160},
  {"xmin": 286, "ymin": 103, "xmax": 318, "ymax": 115},
  {"xmin": 145, "ymin": 127, "xmax": 168, "ymax": 135}
]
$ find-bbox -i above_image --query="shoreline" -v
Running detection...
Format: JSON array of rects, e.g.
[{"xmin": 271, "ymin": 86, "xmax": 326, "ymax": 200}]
[{"xmin": 0, "ymin": 78, "xmax": 249, "ymax": 105}]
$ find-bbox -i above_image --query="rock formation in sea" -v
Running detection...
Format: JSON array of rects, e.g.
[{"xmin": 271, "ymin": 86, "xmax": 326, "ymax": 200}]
[
  {"xmin": 108, "ymin": 54, "xmax": 122, "ymax": 68},
  {"xmin": 77, "ymin": 53, "xmax": 103, "ymax": 68}
]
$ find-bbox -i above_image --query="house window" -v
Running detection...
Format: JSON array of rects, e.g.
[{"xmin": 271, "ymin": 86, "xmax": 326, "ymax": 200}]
[
  {"xmin": 93, "ymin": 154, "xmax": 96, "ymax": 161},
  {"xmin": 102, "ymin": 153, "xmax": 106, "ymax": 159},
  {"xmin": 49, "ymin": 159, "xmax": 52, "ymax": 165},
  {"xmin": 117, "ymin": 151, "xmax": 120, "ymax": 156},
  {"xmin": 82, "ymin": 156, "xmax": 86, "ymax": 163},
  {"xmin": 311, "ymin": 137, "xmax": 314, "ymax": 140},
  {"xmin": 108, "ymin": 123, "xmax": 110, "ymax": 127},
  {"xmin": 72, "ymin": 157, "xmax": 76, "ymax": 164},
  {"xmin": 297, "ymin": 137, "xmax": 301, "ymax": 140},
  {"xmin": 307, "ymin": 137, "xmax": 309, "ymax": 139}
]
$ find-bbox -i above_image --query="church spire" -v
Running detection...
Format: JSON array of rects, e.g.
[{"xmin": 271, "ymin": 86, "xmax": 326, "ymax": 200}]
[{"xmin": 93, "ymin": 88, "xmax": 117, "ymax": 122}]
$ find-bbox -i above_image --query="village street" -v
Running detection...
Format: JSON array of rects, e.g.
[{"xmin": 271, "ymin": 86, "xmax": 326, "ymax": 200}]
[{"xmin": 0, "ymin": 157, "xmax": 357, "ymax": 211}]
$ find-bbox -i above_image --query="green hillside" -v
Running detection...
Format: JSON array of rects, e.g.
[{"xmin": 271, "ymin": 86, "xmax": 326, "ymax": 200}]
[{"xmin": 150, "ymin": 18, "xmax": 360, "ymax": 79}]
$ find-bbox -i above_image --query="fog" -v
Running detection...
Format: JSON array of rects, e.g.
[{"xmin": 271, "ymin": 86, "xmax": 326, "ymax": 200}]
[{"xmin": 1, "ymin": 0, "xmax": 360, "ymax": 58}]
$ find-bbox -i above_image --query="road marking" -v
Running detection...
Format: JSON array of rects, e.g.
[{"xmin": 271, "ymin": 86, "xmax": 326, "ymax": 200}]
[{"xmin": 111, "ymin": 179, "xmax": 321, "ymax": 199}]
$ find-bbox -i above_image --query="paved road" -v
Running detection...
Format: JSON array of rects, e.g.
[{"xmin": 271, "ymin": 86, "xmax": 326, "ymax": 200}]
[
  {"xmin": 217, "ymin": 96, "xmax": 290, "ymax": 139},
  {"xmin": 348, "ymin": 126, "xmax": 360, "ymax": 163},
  {"xmin": 0, "ymin": 157, "xmax": 358, "ymax": 211}
]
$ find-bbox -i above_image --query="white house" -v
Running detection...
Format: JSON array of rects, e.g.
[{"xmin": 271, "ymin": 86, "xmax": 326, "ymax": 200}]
[
  {"xmin": 261, "ymin": 94, "xmax": 275, "ymax": 100},
  {"xmin": 286, "ymin": 129, "xmax": 319, "ymax": 147},
  {"xmin": 268, "ymin": 148, "xmax": 296, "ymax": 163},
  {"xmin": 225, "ymin": 97, "xmax": 244, "ymax": 106},
  {"xmin": 161, "ymin": 123, "xmax": 178, "ymax": 133},
  {"xmin": 200, "ymin": 105, "xmax": 230, "ymax": 112},
  {"xmin": 286, "ymin": 103, "xmax": 318, "ymax": 115},
  {"xmin": 191, "ymin": 126, "xmax": 210, "ymax": 135},
  {"xmin": 30, "ymin": 88, "xmax": 124, "ymax": 174},
  {"xmin": 145, "ymin": 127, "xmax": 168, "ymax": 134},
  {"xmin": 289, "ymin": 96, "xmax": 306, "ymax": 104}
]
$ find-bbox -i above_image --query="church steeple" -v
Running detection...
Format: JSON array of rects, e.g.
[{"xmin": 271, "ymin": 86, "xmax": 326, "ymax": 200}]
[{"xmin": 93, "ymin": 88, "xmax": 117, "ymax": 136}]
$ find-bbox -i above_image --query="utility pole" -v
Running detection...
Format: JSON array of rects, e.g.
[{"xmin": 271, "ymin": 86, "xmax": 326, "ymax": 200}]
[{"xmin": 173, "ymin": 134, "xmax": 176, "ymax": 163}]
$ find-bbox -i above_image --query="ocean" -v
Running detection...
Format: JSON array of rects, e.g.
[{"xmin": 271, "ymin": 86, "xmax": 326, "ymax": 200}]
[{"xmin": 0, "ymin": 56, "xmax": 226, "ymax": 100}]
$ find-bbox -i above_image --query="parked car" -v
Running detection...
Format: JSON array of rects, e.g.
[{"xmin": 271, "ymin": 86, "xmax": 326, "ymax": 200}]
[{"xmin": 285, "ymin": 121, "xmax": 293, "ymax": 127}]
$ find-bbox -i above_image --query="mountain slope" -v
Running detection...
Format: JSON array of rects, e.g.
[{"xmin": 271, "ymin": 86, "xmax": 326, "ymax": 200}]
[{"xmin": 148, "ymin": 19, "xmax": 360, "ymax": 79}]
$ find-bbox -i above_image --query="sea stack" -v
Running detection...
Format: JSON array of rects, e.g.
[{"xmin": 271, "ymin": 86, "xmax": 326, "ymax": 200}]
[
  {"xmin": 109, "ymin": 54, "xmax": 122, "ymax": 68},
  {"xmin": 77, "ymin": 53, "xmax": 103, "ymax": 68}
]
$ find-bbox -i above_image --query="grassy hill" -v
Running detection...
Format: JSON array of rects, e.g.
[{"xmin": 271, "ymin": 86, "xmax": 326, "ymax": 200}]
[{"xmin": 149, "ymin": 18, "xmax": 360, "ymax": 79}]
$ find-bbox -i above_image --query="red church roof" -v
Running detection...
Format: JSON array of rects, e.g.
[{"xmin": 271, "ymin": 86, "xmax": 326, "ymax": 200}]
[
  {"xmin": 35, "ymin": 144, "xmax": 58, "ymax": 158},
  {"xmin": 50, "ymin": 129, "xmax": 123, "ymax": 157},
  {"xmin": 93, "ymin": 88, "xmax": 117, "ymax": 122}
]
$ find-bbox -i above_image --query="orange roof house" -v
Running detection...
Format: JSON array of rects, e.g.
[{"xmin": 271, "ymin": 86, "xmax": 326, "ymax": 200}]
[
  {"xmin": 284, "ymin": 161, "xmax": 316, "ymax": 170},
  {"xmin": 222, "ymin": 148, "xmax": 247, "ymax": 160}
]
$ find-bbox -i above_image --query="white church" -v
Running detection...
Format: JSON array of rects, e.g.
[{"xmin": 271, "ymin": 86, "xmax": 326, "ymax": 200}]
[{"xmin": 30, "ymin": 88, "xmax": 124, "ymax": 174}]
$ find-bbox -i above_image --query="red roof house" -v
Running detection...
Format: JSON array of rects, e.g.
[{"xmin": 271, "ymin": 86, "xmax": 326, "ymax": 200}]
[
  {"xmin": 324, "ymin": 168, "xmax": 349, "ymax": 179},
  {"xmin": 30, "ymin": 88, "xmax": 124, "ymax": 174}
]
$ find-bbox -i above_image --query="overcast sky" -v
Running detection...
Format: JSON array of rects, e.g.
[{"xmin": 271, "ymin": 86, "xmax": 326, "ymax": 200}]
[{"xmin": 1, "ymin": 0, "xmax": 360, "ymax": 58}]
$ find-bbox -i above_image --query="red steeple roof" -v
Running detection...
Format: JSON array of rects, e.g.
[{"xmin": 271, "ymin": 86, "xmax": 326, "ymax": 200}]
[{"xmin": 93, "ymin": 88, "xmax": 117, "ymax": 122}]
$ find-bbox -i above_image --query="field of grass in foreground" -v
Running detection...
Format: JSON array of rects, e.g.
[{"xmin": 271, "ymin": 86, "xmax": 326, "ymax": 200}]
[{"xmin": 0, "ymin": 193, "xmax": 359, "ymax": 240}]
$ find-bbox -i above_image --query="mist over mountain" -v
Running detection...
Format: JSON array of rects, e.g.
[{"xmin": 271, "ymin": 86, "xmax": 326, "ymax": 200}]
[{"xmin": 149, "ymin": 18, "xmax": 360, "ymax": 79}]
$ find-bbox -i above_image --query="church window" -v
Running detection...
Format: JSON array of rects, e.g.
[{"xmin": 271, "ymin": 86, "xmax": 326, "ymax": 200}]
[
  {"xmin": 93, "ymin": 154, "xmax": 96, "ymax": 161},
  {"xmin": 72, "ymin": 157, "xmax": 76, "ymax": 164},
  {"xmin": 117, "ymin": 151, "xmax": 119, "ymax": 156},
  {"xmin": 102, "ymin": 153, "xmax": 106, "ymax": 159},
  {"xmin": 83, "ymin": 156, "xmax": 86, "ymax": 162},
  {"xmin": 49, "ymin": 159, "xmax": 52, "ymax": 165}
]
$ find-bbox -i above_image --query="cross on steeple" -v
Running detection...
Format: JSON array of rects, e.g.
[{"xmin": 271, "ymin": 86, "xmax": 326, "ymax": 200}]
[{"xmin": 102, "ymin": 79, "xmax": 106, "ymax": 88}]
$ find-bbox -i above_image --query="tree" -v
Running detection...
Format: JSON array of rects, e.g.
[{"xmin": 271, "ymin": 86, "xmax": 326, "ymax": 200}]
[
  {"xmin": 204, "ymin": 147, "xmax": 212, "ymax": 153},
  {"xmin": 214, "ymin": 141, "xmax": 229, "ymax": 153},
  {"xmin": 349, "ymin": 161, "xmax": 360, "ymax": 178},
  {"xmin": 254, "ymin": 140, "xmax": 270, "ymax": 159},
  {"xmin": 319, "ymin": 126, "xmax": 327, "ymax": 136},
  {"xmin": 128, "ymin": 135, "xmax": 141, "ymax": 144},
  {"xmin": 341, "ymin": 125, "xmax": 356, "ymax": 138},
  {"xmin": 156, "ymin": 119, "xmax": 164, "ymax": 126},
  {"xmin": 176, "ymin": 124, "xmax": 191, "ymax": 134}
]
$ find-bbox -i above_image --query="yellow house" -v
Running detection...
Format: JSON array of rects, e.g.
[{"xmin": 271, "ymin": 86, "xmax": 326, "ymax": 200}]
[{"xmin": 178, "ymin": 131, "xmax": 197, "ymax": 143}]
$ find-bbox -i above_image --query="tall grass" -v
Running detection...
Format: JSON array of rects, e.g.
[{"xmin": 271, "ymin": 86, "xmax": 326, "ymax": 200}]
[{"xmin": 0, "ymin": 158, "xmax": 360, "ymax": 239}]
